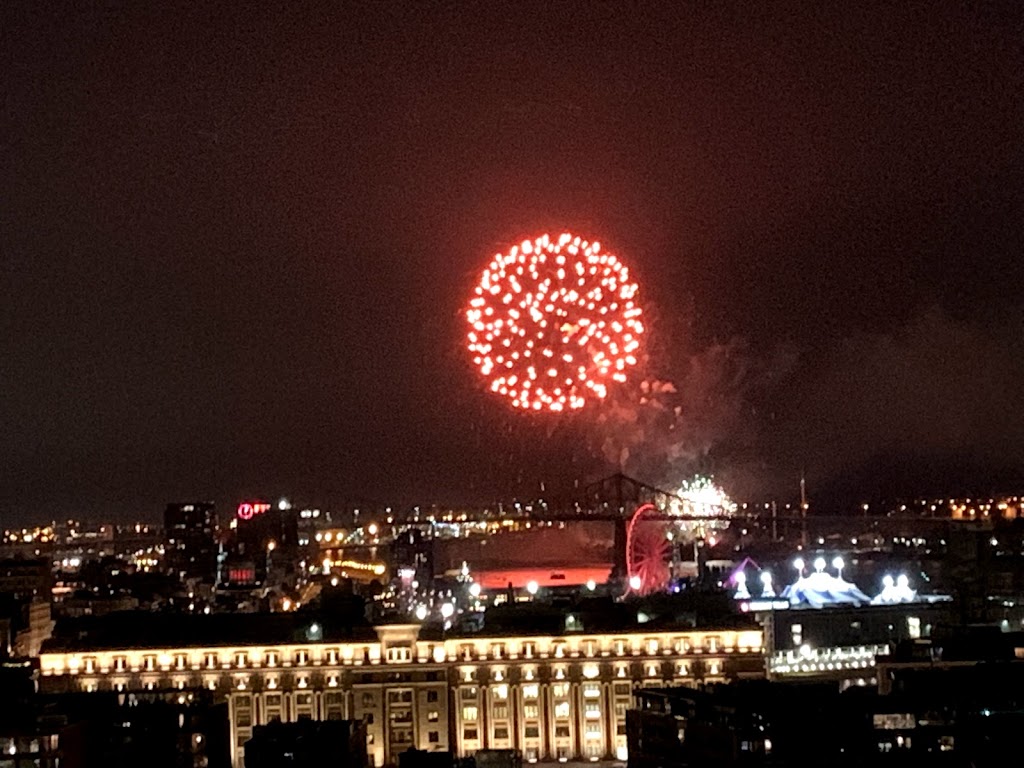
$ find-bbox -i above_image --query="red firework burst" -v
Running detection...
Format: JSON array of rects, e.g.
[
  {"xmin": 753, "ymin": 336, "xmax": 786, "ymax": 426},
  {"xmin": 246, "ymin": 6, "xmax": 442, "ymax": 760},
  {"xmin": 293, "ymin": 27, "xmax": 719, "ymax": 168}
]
[
  {"xmin": 626, "ymin": 503, "xmax": 671, "ymax": 595},
  {"xmin": 466, "ymin": 233, "xmax": 644, "ymax": 412}
]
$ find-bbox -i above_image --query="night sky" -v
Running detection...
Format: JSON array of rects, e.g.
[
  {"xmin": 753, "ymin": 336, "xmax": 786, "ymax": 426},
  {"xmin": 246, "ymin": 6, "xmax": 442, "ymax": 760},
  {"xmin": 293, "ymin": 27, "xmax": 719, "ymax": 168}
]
[{"xmin": 3, "ymin": 3, "xmax": 1023, "ymax": 523}]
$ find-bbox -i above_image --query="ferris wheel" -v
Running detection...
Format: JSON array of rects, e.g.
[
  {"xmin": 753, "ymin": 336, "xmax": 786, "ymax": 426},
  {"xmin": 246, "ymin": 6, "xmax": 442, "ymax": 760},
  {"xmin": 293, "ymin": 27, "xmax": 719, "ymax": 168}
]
[{"xmin": 625, "ymin": 503, "xmax": 672, "ymax": 595}]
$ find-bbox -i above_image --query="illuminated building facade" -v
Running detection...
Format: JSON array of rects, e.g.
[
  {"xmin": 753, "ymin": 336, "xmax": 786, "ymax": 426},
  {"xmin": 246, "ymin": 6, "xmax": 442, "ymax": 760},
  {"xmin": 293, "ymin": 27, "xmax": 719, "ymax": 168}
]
[{"xmin": 39, "ymin": 623, "xmax": 764, "ymax": 768}]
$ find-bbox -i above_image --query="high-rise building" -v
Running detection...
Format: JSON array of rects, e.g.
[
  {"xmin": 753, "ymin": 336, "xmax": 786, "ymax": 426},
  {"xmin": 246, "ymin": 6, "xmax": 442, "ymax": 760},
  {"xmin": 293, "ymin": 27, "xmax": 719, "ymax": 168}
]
[
  {"xmin": 164, "ymin": 502, "xmax": 218, "ymax": 583},
  {"xmin": 229, "ymin": 502, "xmax": 299, "ymax": 587}
]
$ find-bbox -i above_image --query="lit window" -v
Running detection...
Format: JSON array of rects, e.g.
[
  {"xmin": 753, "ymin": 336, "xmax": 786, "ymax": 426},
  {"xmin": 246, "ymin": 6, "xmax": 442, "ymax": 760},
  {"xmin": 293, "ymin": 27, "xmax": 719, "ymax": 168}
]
[
  {"xmin": 462, "ymin": 705, "xmax": 478, "ymax": 722},
  {"xmin": 492, "ymin": 684, "xmax": 508, "ymax": 700},
  {"xmin": 554, "ymin": 701, "xmax": 570, "ymax": 718},
  {"xmin": 386, "ymin": 646, "xmax": 412, "ymax": 663},
  {"xmin": 522, "ymin": 684, "xmax": 539, "ymax": 700}
]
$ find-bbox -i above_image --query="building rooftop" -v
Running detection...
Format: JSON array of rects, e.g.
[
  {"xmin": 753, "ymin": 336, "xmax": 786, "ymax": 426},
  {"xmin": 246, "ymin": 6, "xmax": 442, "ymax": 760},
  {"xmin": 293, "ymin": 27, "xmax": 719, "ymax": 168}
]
[{"xmin": 43, "ymin": 610, "xmax": 378, "ymax": 652}]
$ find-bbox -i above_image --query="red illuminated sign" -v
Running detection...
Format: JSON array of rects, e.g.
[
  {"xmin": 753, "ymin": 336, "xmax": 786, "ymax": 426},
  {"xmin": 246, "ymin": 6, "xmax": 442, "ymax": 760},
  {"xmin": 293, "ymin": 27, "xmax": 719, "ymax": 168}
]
[{"xmin": 237, "ymin": 502, "xmax": 271, "ymax": 520}]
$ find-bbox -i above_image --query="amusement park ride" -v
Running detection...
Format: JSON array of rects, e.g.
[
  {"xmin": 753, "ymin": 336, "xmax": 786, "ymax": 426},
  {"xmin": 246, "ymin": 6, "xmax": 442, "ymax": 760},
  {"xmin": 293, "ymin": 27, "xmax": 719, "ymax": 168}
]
[{"xmin": 579, "ymin": 474, "xmax": 736, "ymax": 596}]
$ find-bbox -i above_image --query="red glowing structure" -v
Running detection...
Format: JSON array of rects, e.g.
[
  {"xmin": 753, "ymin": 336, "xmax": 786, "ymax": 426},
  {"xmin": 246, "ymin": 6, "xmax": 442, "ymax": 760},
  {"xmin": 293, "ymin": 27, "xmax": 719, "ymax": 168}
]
[
  {"xmin": 466, "ymin": 233, "xmax": 644, "ymax": 412},
  {"xmin": 626, "ymin": 503, "xmax": 672, "ymax": 595},
  {"xmin": 237, "ymin": 502, "xmax": 271, "ymax": 521}
]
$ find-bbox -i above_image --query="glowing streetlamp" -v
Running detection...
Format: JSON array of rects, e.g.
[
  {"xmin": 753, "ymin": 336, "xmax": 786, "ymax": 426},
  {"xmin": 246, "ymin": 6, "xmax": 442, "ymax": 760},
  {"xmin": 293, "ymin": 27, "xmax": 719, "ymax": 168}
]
[
  {"xmin": 628, "ymin": 575, "xmax": 642, "ymax": 591},
  {"xmin": 586, "ymin": 579, "xmax": 597, "ymax": 592},
  {"xmin": 526, "ymin": 580, "xmax": 539, "ymax": 596},
  {"xmin": 414, "ymin": 604, "xmax": 427, "ymax": 621},
  {"xmin": 734, "ymin": 571, "xmax": 750, "ymax": 599},
  {"xmin": 813, "ymin": 557, "xmax": 826, "ymax": 573},
  {"xmin": 440, "ymin": 602, "xmax": 455, "ymax": 619},
  {"xmin": 469, "ymin": 583, "xmax": 482, "ymax": 598},
  {"xmin": 832, "ymin": 556, "xmax": 845, "ymax": 580},
  {"xmin": 793, "ymin": 557, "xmax": 805, "ymax": 578}
]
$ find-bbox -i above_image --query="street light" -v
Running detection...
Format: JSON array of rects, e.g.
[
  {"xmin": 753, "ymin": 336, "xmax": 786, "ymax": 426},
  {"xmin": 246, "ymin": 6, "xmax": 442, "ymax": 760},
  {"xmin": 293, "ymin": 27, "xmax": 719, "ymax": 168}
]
[
  {"xmin": 526, "ymin": 580, "xmax": 539, "ymax": 596},
  {"xmin": 628, "ymin": 575, "xmax": 642, "ymax": 591},
  {"xmin": 586, "ymin": 579, "xmax": 597, "ymax": 591},
  {"xmin": 832, "ymin": 556, "xmax": 844, "ymax": 579},
  {"xmin": 440, "ymin": 602, "xmax": 455, "ymax": 619},
  {"xmin": 415, "ymin": 604, "xmax": 428, "ymax": 621}
]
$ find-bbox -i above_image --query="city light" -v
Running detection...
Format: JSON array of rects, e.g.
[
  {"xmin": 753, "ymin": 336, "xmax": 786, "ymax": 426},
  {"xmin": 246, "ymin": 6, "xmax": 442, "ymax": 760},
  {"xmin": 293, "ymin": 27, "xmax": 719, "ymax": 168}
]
[
  {"xmin": 415, "ymin": 604, "xmax": 428, "ymax": 621},
  {"xmin": 440, "ymin": 603, "xmax": 455, "ymax": 619},
  {"xmin": 586, "ymin": 579, "xmax": 597, "ymax": 591},
  {"xmin": 526, "ymin": 580, "xmax": 539, "ymax": 595},
  {"xmin": 237, "ymin": 502, "xmax": 271, "ymax": 520}
]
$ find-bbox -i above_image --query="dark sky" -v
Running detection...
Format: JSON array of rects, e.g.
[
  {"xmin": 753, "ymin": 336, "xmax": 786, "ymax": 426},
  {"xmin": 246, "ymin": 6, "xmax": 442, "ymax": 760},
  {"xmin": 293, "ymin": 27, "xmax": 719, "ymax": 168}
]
[{"xmin": 3, "ymin": 3, "xmax": 1023, "ymax": 523}]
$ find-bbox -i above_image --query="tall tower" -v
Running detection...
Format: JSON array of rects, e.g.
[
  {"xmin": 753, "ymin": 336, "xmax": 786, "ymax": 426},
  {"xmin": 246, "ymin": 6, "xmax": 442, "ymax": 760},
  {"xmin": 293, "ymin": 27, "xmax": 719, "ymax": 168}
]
[{"xmin": 799, "ymin": 474, "xmax": 808, "ymax": 548}]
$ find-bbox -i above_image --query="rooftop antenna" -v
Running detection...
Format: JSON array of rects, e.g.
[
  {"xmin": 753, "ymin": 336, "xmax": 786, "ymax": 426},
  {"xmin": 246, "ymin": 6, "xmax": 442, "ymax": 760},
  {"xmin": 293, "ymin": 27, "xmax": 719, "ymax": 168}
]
[{"xmin": 800, "ymin": 472, "xmax": 808, "ymax": 548}]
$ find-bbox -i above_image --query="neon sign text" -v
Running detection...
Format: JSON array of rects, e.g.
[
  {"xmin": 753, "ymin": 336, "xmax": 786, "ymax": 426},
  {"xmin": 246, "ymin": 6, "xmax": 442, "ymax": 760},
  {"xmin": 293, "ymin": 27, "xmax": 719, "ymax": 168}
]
[{"xmin": 237, "ymin": 502, "xmax": 271, "ymax": 520}]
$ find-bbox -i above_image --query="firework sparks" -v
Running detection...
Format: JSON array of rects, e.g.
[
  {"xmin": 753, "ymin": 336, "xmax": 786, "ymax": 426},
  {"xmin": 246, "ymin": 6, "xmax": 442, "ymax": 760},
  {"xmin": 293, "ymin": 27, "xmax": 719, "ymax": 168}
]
[
  {"xmin": 466, "ymin": 234, "xmax": 644, "ymax": 412},
  {"xmin": 674, "ymin": 475, "xmax": 737, "ymax": 516}
]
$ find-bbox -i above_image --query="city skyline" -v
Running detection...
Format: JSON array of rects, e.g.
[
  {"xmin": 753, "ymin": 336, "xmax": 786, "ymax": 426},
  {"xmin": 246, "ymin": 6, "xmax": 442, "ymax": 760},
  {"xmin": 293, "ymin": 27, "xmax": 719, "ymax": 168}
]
[{"xmin": 3, "ymin": 3, "xmax": 1023, "ymax": 523}]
